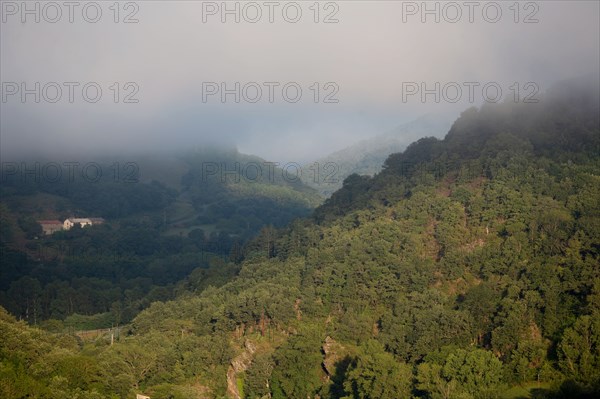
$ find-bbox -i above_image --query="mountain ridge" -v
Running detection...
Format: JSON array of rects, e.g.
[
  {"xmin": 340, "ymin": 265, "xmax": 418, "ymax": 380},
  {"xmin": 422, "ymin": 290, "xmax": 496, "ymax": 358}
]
[{"xmin": 302, "ymin": 113, "xmax": 453, "ymax": 196}]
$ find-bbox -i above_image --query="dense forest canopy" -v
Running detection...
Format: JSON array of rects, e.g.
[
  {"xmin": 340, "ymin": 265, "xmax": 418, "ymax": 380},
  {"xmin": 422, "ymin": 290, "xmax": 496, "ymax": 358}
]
[
  {"xmin": 0, "ymin": 149, "xmax": 320, "ymax": 329},
  {"xmin": 1, "ymin": 79, "xmax": 599, "ymax": 398}
]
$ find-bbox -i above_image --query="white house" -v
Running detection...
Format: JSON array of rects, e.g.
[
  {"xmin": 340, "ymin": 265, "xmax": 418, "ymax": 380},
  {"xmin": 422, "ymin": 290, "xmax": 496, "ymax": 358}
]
[{"xmin": 63, "ymin": 217, "xmax": 105, "ymax": 230}]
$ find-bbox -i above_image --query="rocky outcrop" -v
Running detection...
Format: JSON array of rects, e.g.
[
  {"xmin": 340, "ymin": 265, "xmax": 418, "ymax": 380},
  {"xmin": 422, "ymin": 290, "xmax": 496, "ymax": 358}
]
[
  {"xmin": 227, "ymin": 339, "xmax": 257, "ymax": 399},
  {"xmin": 322, "ymin": 336, "xmax": 346, "ymax": 379}
]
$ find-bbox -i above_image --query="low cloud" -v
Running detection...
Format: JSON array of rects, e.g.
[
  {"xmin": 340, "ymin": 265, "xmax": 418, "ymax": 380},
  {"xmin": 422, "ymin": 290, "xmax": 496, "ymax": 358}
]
[{"xmin": 1, "ymin": 1, "xmax": 598, "ymax": 161}]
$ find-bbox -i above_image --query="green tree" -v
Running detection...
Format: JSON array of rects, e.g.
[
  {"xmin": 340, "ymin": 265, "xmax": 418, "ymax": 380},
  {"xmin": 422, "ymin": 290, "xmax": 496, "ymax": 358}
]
[
  {"xmin": 416, "ymin": 347, "xmax": 504, "ymax": 399},
  {"xmin": 270, "ymin": 332, "xmax": 323, "ymax": 399},
  {"xmin": 558, "ymin": 315, "xmax": 600, "ymax": 387},
  {"xmin": 245, "ymin": 353, "xmax": 274, "ymax": 399},
  {"xmin": 341, "ymin": 340, "xmax": 413, "ymax": 399}
]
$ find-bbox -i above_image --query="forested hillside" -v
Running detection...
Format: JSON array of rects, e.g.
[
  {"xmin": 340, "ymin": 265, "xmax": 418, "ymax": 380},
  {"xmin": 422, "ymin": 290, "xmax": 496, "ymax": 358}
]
[
  {"xmin": 1, "ymin": 79, "xmax": 599, "ymax": 399},
  {"xmin": 178, "ymin": 147, "xmax": 321, "ymax": 240},
  {"xmin": 0, "ymin": 149, "xmax": 320, "ymax": 329}
]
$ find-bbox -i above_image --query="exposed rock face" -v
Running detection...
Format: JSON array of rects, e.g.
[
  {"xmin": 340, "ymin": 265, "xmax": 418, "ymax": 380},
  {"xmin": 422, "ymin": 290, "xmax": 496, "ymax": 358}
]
[
  {"xmin": 322, "ymin": 336, "xmax": 345, "ymax": 379},
  {"xmin": 227, "ymin": 339, "xmax": 257, "ymax": 399}
]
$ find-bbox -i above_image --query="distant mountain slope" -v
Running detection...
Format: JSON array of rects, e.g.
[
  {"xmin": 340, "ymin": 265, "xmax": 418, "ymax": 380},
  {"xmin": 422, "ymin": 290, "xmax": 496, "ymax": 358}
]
[
  {"xmin": 302, "ymin": 113, "xmax": 452, "ymax": 196},
  {"xmin": 171, "ymin": 147, "xmax": 323, "ymax": 240},
  {"xmin": 0, "ymin": 146, "xmax": 322, "ymax": 326}
]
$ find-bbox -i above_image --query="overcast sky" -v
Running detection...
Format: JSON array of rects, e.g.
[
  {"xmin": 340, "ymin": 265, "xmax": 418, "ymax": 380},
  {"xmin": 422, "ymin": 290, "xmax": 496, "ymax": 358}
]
[{"xmin": 1, "ymin": 0, "xmax": 599, "ymax": 162}]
